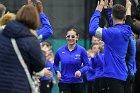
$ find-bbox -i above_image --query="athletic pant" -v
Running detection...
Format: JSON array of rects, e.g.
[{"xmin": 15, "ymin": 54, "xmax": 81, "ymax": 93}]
[
  {"xmin": 124, "ymin": 75, "xmax": 134, "ymax": 93},
  {"xmin": 39, "ymin": 80, "xmax": 53, "ymax": 93},
  {"xmin": 95, "ymin": 77, "xmax": 125, "ymax": 93},
  {"xmin": 58, "ymin": 83, "xmax": 84, "ymax": 93},
  {"xmin": 87, "ymin": 81, "xmax": 95, "ymax": 93},
  {"xmin": 133, "ymin": 70, "xmax": 140, "ymax": 93}
]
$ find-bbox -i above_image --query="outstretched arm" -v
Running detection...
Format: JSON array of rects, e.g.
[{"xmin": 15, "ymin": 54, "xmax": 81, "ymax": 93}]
[
  {"xmin": 125, "ymin": 0, "xmax": 140, "ymax": 35},
  {"xmin": 35, "ymin": 0, "xmax": 53, "ymax": 42}
]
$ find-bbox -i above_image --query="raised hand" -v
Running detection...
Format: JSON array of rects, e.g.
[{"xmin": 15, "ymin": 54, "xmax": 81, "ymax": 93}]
[
  {"xmin": 126, "ymin": 0, "xmax": 132, "ymax": 15},
  {"xmin": 28, "ymin": 0, "xmax": 33, "ymax": 5},
  {"xmin": 108, "ymin": 0, "xmax": 113, "ymax": 8},
  {"xmin": 96, "ymin": 0, "xmax": 105, "ymax": 12},
  {"xmin": 104, "ymin": 0, "xmax": 108, "ymax": 9},
  {"xmin": 36, "ymin": 0, "xmax": 43, "ymax": 13},
  {"xmin": 126, "ymin": 0, "xmax": 132, "ymax": 9}
]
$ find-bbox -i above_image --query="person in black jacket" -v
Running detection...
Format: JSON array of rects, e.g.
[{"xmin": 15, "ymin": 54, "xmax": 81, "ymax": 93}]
[{"xmin": 0, "ymin": 5, "xmax": 52, "ymax": 93}]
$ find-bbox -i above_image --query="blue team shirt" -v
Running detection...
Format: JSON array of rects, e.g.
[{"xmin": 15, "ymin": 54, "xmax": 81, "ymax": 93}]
[
  {"xmin": 86, "ymin": 57, "xmax": 96, "ymax": 81},
  {"xmin": 91, "ymin": 52, "xmax": 104, "ymax": 79},
  {"xmin": 53, "ymin": 44, "xmax": 89, "ymax": 83}
]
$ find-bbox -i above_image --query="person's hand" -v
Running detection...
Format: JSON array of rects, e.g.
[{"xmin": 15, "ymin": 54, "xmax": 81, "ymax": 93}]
[
  {"xmin": 35, "ymin": 68, "xmax": 52, "ymax": 78},
  {"xmin": 98, "ymin": 40, "xmax": 104, "ymax": 52},
  {"xmin": 36, "ymin": 0, "xmax": 43, "ymax": 14},
  {"xmin": 108, "ymin": 0, "xmax": 113, "ymax": 8},
  {"xmin": 57, "ymin": 71, "xmax": 62, "ymax": 80},
  {"xmin": 96, "ymin": 0, "xmax": 105, "ymax": 12},
  {"xmin": 104, "ymin": 0, "xmax": 108, "ymax": 9},
  {"xmin": 126, "ymin": 0, "xmax": 132, "ymax": 9},
  {"xmin": 44, "ymin": 68, "xmax": 53, "ymax": 78},
  {"xmin": 28, "ymin": 0, "xmax": 33, "ymax": 5},
  {"xmin": 75, "ymin": 70, "xmax": 81, "ymax": 78},
  {"xmin": 87, "ymin": 50, "xmax": 95, "ymax": 58},
  {"xmin": 126, "ymin": 0, "xmax": 131, "ymax": 15}
]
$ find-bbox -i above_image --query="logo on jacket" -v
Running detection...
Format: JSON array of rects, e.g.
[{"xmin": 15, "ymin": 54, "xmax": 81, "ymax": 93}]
[{"xmin": 62, "ymin": 52, "xmax": 65, "ymax": 54}]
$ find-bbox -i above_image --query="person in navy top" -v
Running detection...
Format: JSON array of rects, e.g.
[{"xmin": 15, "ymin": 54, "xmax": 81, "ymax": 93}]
[
  {"xmin": 53, "ymin": 28, "xmax": 89, "ymax": 93},
  {"xmin": 89, "ymin": 0, "xmax": 135, "ymax": 93}
]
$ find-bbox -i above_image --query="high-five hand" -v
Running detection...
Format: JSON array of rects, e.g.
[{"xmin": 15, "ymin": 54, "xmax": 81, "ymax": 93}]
[
  {"xmin": 28, "ymin": 0, "xmax": 33, "ymax": 5},
  {"xmin": 96, "ymin": 0, "xmax": 105, "ymax": 12},
  {"xmin": 36, "ymin": 0, "xmax": 43, "ymax": 13}
]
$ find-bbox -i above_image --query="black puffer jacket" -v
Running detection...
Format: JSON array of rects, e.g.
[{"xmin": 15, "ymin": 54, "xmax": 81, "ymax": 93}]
[{"xmin": 0, "ymin": 20, "xmax": 45, "ymax": 93}]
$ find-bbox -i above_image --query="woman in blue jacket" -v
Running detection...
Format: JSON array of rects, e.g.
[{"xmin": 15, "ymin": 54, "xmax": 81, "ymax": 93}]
[{"xmin": 53, "ymin": 28, "xmax": 89, "ymax": 93}]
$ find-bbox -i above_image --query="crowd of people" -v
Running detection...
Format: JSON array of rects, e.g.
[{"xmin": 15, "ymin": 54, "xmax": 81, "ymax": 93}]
[{"xmin": 0, "ymin": 0, "xmax": 140, "ymax": 93}]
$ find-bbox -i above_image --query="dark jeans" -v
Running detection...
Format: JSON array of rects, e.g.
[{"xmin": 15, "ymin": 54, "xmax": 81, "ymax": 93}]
[
  {"xmin": 58, "ymin": 83, "xmax": 84, "ymax": 93},
  {"xmin": 95, "ymin": 78, "xmax": 125, "ymax": 93},
  {"xmin": 39, "ymin": 80, "xmax": 53, "ymax": 93},
  {"xmin": 87, "ymin": 81, "xmax": 95, "ymax": 93}
]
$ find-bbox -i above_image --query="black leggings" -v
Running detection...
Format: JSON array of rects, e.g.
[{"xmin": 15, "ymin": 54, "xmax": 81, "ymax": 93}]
[
  {"xmin": 87, "ymin": 81, "xmax": 95, "ymax": 93},
  {"xmin": 58, "ymin": 83, "xmax": 84, "ymax": 93},
  {"xmin": 95, "ymin": 78, "xmax": 125, "ymax": 93},
  {"xmin": 39, "ymin": 80, "xmax": 53, "ymax": 93}
]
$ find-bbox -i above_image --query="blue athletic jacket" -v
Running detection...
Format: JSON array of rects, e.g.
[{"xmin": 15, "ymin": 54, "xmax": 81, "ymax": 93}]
[
  {"xmin": 89, "ymin": 10, "xmax": 134, "ymax": 81},
  {"xmin": 53, "ymin": 44, "xmax": 89, "ymax": 83},
  {"xmin": 86, "ymin": 57, "xmax": 96, "ymax": 81},
  {"xmin": 107, "ymin": 8, "xmax": 136, "ymax": 76},
  {"xmin": 91, "ymin": 52, "xmax": 104, "ymax": 79},
  {"xmin": 37, "ymin": 13, "xmax": 53, "ymax": 42}
]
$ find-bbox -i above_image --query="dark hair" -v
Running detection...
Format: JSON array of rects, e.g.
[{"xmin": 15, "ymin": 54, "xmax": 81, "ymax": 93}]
[
  {"xmin": 132, "ymin": 4, "xmax": 140, "ymax": 21},
  {"xmin": 67, "ymin": 28, "xmax": 79, "ymax": 37},
  {"xmin": 112, "ymin": 4, "xmax": 126, "ymax": 20},
  {"xmin": 0, "ymin": 3, "xmax": 6, "ymax": 17},
  {"xmin": 16, "ymin": 5, "xmax": 40, "ymax": 30},
  {"xmin": 99, "ymin": 17, "xmax": 108, "ymax": 28},
  {"xmin": 66, "ymin": 28, "xmax": 79, "ymax": 43}
]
